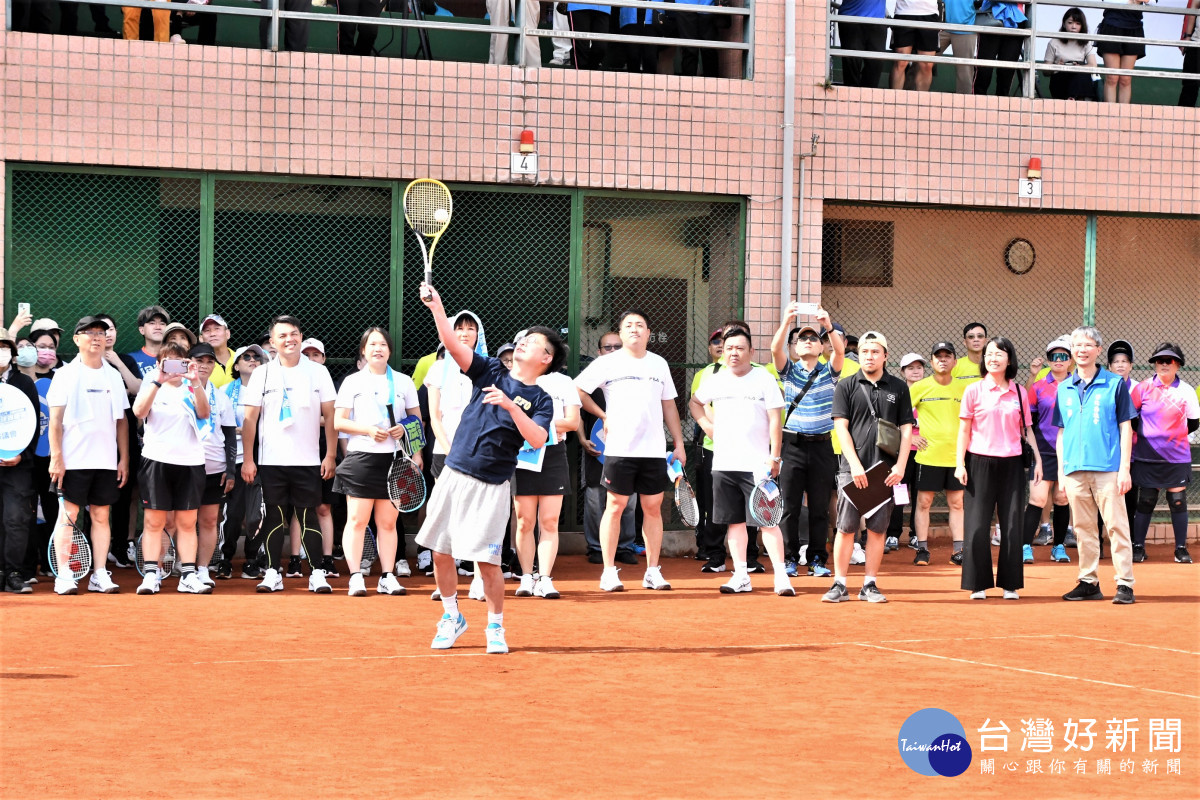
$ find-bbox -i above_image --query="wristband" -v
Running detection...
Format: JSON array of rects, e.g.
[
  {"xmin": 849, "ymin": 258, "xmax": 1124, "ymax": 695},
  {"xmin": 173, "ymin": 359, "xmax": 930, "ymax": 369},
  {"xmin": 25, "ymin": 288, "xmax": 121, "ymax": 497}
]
[{"xmin": 152, "ymin": 380, "xmax": 163, "ymax": 388}]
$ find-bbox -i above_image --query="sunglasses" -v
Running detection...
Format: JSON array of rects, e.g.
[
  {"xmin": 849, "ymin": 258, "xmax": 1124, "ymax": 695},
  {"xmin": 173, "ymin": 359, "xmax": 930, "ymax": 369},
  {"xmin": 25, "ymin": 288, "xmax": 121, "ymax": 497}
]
[
  {"xmin": 1048, "ymin": 352, "xmax": 1070, "ymax": 362},
  {"xmin": 709, "ymin": 338, "xmax": 723, "ymax": 345},
  {"xmin": 599, "ymin": 344, "xmax": 621, "ymax": 353},
  {"xmin": 795, "ymin": 334, "xmax": 821, "ymax": 343},
  {"xmin": 240, "ymin": 353, "xmax": 262, "ymax": 362}
]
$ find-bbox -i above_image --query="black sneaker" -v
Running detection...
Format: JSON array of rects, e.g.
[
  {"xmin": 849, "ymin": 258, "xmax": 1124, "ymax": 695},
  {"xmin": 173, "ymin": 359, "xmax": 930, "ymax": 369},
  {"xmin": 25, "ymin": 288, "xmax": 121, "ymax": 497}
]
[
  {"xmin": 241, "ymin": 562, "xmax": 262, "ymax": 580},
  {"xmin": 1131, "ymin": 543, "xmax": 1146, "ymax": 563},
  {"xmin": 586, "ymin": 551, "xmax": 603, "ymax": 564},
  {"xmin": 1112, "ymin": 585, "xmax": 1135, "ymax": 605},
  {"xmin": 215, "ymin": 561, "xmax": 233, "ymax": 580},
  {"xmin": 949, "ymin": 551, "xmax": 964, "ymax": 566},
  {"xmin": 913, "ymin": 548, "xmax": 930, "ymax": 566},
  {"xmin": 615, "ymin": 550, "xmax": 639, "ymax": 565},
  {"xmin": 858, "ymin": 581, "xmax": 888, "ymax": 603},
  {"xmin": 5, "ymin": 571, "xmax": 31, "ymax": 594},
  {"xmin": 285, "ymin": 556, "xmax": 304, "ymax": 578},
  {"xmin": 700, "ymin": 560, "xmax": 726, "ymax": 574},
  {"xmin": 1175, "ymin": 546, "xmax": 1193, "ymax": 564},
  {"xmin": 1062, "ymin": 580, "xmax": 1104, "ymax": 601},
  {"xmin": 747, "ymin": 560, "xmax": 766, "ymax": 574},
  {"xmin": 1063, "ymin": 529, "xmax": 1077, "ymax": 548},
  {"xmin": 1032, "ymin": 525, "xmax": 1053, "ymax": 546},
  {"xmin": 332, "ymin": 544, "xmax": 345, "ymax": 560},
  {"xmin": 322, "ymin": 556, "xmax": 340, "ymax": 578}
]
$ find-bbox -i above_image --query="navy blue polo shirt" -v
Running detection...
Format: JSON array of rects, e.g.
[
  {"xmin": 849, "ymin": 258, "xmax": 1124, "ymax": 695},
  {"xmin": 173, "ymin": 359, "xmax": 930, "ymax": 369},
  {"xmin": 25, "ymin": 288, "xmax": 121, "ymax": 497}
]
[
  {"xmin": 1053, "ymin": 367, "xmax": 1136, "ymax": 474},
  {"xmin": 445, "ymin": 352, "xmax": 554, "ymax": 484}
]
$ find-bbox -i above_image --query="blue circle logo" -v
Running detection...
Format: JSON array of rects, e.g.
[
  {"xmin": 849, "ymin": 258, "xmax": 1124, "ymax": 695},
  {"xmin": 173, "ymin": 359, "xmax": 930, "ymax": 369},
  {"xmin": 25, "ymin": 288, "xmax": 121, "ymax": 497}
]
[{"xmin": 898, "ymin": 708, "xmax": 973, "ymax": 777}]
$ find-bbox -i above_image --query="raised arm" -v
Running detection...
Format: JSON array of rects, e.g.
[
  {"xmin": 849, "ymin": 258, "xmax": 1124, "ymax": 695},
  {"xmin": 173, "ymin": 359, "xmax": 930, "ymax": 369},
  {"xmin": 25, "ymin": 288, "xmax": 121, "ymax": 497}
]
[
  {"xmin": 771, "ymin": 302, "xmax": 799, "ymax": 372},
  {"xmin": 420, "ymin": 283, "xmax": 473, "ymax": 373}
]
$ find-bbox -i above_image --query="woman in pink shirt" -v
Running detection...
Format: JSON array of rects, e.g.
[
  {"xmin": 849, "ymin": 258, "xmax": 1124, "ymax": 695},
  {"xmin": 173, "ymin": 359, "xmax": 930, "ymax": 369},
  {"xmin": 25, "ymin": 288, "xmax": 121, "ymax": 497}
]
[{"xmin": 954, "ymin": 337, "xmax": 1041, "ymax": 599}]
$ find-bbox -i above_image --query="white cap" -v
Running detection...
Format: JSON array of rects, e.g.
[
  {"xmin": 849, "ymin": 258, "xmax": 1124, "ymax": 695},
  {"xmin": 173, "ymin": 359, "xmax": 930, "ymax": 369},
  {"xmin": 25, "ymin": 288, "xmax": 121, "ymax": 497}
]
[
  {"xmin": 1045, "ymin": 336, "xmax": 1071, "ymax": 356},
  {"xmin": 300, "ymin": 338, "xmax": 325, "ymax": 355},
  {"xmin": 900, "ymin": 352, "xmax": 928, "ymax": 369}
]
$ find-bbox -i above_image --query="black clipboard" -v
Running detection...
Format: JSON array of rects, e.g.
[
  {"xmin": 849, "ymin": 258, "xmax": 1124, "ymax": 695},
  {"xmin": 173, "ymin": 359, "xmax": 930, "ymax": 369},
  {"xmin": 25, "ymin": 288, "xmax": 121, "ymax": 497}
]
[{"xmin": 840, "ymin": 461, "xmax": 893, "ymax": 515}]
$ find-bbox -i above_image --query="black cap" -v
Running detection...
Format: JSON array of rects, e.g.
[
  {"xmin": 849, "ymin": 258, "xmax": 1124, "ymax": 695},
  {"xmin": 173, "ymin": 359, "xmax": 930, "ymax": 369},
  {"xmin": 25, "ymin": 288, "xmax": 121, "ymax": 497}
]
[
  {"xmin": 819, "ymin": 321, "xmax": 846, "ymax": 340},
  {"xmin": 1107, "ymin": 340, "xmax": 1133, "ymax": 363},
  {"xmin": 189, "ymin": 343, "xmax": 216, "ymax": 360},
  {"xmin": 137, "ymin": 305, "xmax": 170, "ymax": 327},
  {"xmin": 497, "ymin": 342, "xmax": 515, "ymax": 356},
  {"xmin": 931, "ymin": 341, "xmax": 957, "ymax": 356},
  {"xmin": 74, "ymin": 315, "xmax": 108, "ymax": 334},
  {"xmin": 1148, "ymin": 342, "xmax": 1185, "ymax": 367}
]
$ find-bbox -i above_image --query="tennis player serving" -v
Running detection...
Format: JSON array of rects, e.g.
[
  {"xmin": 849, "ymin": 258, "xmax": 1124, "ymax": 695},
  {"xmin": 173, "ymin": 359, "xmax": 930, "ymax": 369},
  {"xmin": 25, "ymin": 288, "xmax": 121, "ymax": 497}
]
[{"xmin": 415, "ymin": 282, "xmax": 560, "ymax": 654}]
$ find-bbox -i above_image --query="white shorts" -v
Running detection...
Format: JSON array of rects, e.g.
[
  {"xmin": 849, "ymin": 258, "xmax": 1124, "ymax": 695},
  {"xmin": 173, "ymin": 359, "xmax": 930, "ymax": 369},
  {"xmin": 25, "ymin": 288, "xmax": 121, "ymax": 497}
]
[{"xmin": 414, "ymin": 467, "xmax": 511, "ymax": 565}]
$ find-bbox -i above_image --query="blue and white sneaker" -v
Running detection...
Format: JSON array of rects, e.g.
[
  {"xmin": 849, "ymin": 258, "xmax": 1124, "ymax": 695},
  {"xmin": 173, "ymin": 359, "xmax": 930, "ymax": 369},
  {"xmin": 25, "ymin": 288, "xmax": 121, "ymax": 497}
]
[
  {"xmin": 1022, "ymin": 544, "xmax": 1034, "ymax": 564},
  {"xmin": 485, "ymin": 623, "xmax": 509, "ymax": 654},
  {"xmin": 785, "ymin": 560, "xmax": 799, "ymax": 578},
  {"xmin": 1051, "ymin": 544, "xmax": 1070, "ymax": 563},
  {"xmin": 431, "ymin": 613, "xmax": 468, "ymax": 650}
]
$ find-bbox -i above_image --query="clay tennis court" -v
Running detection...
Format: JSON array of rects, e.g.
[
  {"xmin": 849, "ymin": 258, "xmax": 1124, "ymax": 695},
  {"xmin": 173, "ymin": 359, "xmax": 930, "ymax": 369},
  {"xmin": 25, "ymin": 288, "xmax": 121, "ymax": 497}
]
[{"xmin": 3, "ymin": 543, "xmax": 1196, "ymax": 798}]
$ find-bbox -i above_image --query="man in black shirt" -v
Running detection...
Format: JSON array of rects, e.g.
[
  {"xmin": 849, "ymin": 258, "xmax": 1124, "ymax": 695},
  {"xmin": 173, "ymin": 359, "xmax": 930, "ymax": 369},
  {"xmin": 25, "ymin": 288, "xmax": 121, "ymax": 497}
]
[{"xmin": 826, "ymin": 331, "xmax": 914, "ymax": 604}]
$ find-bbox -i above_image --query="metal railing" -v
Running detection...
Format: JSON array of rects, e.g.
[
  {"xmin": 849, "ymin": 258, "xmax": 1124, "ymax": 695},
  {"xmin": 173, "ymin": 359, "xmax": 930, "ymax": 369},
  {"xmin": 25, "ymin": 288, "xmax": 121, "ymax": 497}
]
[
  {"xmin": 16, "ymin": 0, "xmax": 754, "ymax": 78},
  {"xmin": 828, "ymin": 0, "xmax": 1200, "ymax": 99}
]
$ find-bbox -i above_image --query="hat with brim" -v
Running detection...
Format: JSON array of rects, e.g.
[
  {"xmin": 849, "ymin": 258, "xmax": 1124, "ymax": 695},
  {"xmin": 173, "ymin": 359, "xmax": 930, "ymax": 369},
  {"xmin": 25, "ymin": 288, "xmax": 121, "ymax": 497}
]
[
  {"xmin": 1148, "ymin": 342, "xmax": 1185, "ymax": 367},
  {"xmin": 931, "ymin": 341, "xmax": 957, "ymax": 357},
  {"xmin": 1107, "ymin": 339, "xmax": 1133, "ymax": 363},
  {"xmin": 231, "ymin": 344, "xmax": 268, "ymax": 375},
  {"xmin": 789, "ymin": 324, "xmax": 821, "ymax": 342},
  {"xmin": 74, "ymin": 316, "xmax": 108, "ymax": 334},
  {"xmin": 497, "ymin": 342, "xmax": 516, "ymax": 356},
  {"xmin": 189, "ymin": 343, "xmax": 217, "ymax": 360},
  {"xmin": 1045, "ymin": 336, "xmax": 1072, "ymax": 357},
  {"xmin": 859, "ymin": 330, "xmax": 888, "ymax": 352},
  {"xmin": 162, "ymin": 322, "xmax": 198, "ymax": 347},
  {"xmin": 900, "ymin": 353, "xmax": 928, "ymax": 369}
]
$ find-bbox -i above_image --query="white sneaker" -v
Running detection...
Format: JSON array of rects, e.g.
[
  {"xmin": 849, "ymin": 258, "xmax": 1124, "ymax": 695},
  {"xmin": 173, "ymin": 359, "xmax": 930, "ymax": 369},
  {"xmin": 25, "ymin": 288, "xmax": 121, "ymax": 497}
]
[
  {"xmin": 991, "ymin": 525, "xmax": 1001, "ymax": 546},
  {"xmin": 850, "ymin": 543, "xmax": 866, "ymax": 565},
  {"xmin": 970, "ymin": 590, "xmax": 987, "ymax": 600},
  {"xmin": 197, "ymin": 566, "xmax": 215, "ymax": 588},
  {"xmin": 774, "ymin": 577, "xmax": 796, "ymax": 597},
  {"xmin": 798, "ymin": 545, "xmax": 808, "ymax": 566},
  {"xmin": 642, "ymin": 566, "xmax": 672, "ymax": 591},
  {"xmin": 177, "ymin": 571, "xmax": 212, "ymax": 594},
  {"xmin": 515, "ymin": 574, "xmax": 535, "ymax": 597},
  {"xmin": 170, "ymin": 33, "xmax": 185, "ymax": 43},
  {"xmin": 416, "ymin": 550, "xmax": 432, "ymax": 572},
  {"xmin": 534, "ymin": 575, "xmax": 560, "ymax": 599},
  {"xmin": 430, "ymin": 588, "xmax": 442, "ymax": 601},
  {"xmin": 54, "ymin": 574, "xmax": 78, "ymax": 595},
  {"xmin": 348, "ymin": 572, "xmax": 367, "ymax": 596},
  {"xmin": 136, "ymin": 571, "xmax": 161, "ymax": 595},
  {"xmin": 1003, "ymin": 589, "xmax": 1020, "ymax": 600},
  {"xmin": 395, "ymin": 559, "xmax": 411, "ymax": 578},
  {"xmin": 457, "ymin": 562, "xmax": 474, "ymax": 576},
  {"xmin": 485, "ymin": 623, "xmax": 509, "ymax": 655},
  {"xmin": 719, "ymin": 573, "xmax": 752, "ymax": 594},
  {"xmin": 377, "ymin": 573, "xmax": 406, "ymax": 596},
  {"xmin": 467, "ymin": 574, "xmax": 485, "ymax": 601},
  {"xmin": 599, "ymin": 567, "xmax": 624, "ymax": 592},
  {"xmin": 256, "ymin": 567, "xmax": 284, "ymax": 593},
  {"xmin": 308, "ymin": 568, "xmax": 332, "ymax": 594},
  {"xmin": 88, "ymin": 570, "xmax": 120, "ymax": 594},
  {"xmin": 126, "ymin": 541, "xmax": 138, "ymax": 563},
  {"xmin": 359, "ymin": 559, "xmax": 372, "ymax": 576}
]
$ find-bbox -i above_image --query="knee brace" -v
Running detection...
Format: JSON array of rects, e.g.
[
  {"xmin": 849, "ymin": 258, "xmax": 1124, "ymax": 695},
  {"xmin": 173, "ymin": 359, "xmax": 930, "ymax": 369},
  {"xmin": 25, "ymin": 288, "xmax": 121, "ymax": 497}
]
[
  {"xmin": 1135, "ymin": 488, "xmax": 1159, "ymax": 516},
  {"xmin": 1167, "ymin": 492, "xmax": 1186, "ymax": 514}
]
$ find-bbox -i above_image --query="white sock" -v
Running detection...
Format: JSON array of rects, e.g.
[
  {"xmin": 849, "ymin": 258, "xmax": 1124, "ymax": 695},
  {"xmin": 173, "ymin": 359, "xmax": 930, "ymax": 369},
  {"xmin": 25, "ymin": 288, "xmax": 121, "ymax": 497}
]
[
  {"xmin": 603, "ymin": 566, "xmax": 618, "ymax": 576},
  {"xmin": 441, "ymin": 593, "xmax": 459, "ymax": 619},
  {"xmin": 834, "ymin": 576, "xmax": 846, "ymax": 586},
  {"xmin": 488, "ymin": 612, "xmax": 503, "ymax": 626},
  {"xmin": 733, "ymin": 560, "xmax": 747, "ymax": 575},
  {"xmin": 864, "ymin": 575, "xmax": 876, "ymax": 585},
  {"xmin": 522, "ymin": 573, "xmax": 533, "ymax": 580}
]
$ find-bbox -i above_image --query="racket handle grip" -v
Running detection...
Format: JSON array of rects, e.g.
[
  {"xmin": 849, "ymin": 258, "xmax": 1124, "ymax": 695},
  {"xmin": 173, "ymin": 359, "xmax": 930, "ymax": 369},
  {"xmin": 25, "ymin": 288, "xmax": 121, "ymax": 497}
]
[{"xmin": 420, "ymin": 287, "xmax": 432, "ymax": 301}]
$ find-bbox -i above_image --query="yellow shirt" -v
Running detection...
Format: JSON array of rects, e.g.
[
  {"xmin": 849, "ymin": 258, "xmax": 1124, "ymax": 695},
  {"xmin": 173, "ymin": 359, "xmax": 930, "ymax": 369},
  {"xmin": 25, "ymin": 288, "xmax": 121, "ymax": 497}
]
[
  {"xmin": 209, "ymin": 350, "xmax": 235, "ymax": 388},
  {"xmin": 411, "ymin": 352, "xmax": 438, "ymax": 391},
  {"xmin": 951, "ymin": 358, "xmax": 983, "ymax": 386},
  {"xmin": 909, "ymin": 376, "xmax": 966, "ymax": 467}
]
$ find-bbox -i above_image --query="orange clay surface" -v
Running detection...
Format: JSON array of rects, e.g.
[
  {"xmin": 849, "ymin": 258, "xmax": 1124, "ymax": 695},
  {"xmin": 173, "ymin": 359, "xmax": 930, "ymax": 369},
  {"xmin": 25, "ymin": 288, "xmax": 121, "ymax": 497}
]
[{"xmin": 2, "ymin": 543, "xmax": 1197, "ymax": 799}]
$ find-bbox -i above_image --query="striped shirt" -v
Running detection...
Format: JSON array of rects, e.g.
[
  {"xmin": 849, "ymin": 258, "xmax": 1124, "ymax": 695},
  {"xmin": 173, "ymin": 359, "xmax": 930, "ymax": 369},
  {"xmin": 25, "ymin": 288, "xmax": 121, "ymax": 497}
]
[{"xmin": 780, "ymin": 359, "xmax": 837, "ymax": 435}]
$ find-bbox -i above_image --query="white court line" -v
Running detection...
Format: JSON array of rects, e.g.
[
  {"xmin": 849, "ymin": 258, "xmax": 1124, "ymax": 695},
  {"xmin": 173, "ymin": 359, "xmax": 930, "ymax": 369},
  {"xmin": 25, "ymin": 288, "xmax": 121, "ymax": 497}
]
[
  {"xmin": 0, "ymin": 633, "xmax": 1061, "ymax": 673},
  {"xmin": 1062, "ymin": 634, "xmax": 1200, "ymax": 656},
  {"xmin": 854, "ymin": 643, "xmax": 1200, "ymax": 700}
]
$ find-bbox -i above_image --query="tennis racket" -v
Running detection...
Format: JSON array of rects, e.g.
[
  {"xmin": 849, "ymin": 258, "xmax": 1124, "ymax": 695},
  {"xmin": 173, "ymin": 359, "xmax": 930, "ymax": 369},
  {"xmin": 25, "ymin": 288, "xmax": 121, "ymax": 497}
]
[
  {"xmin": 386, "ymin": 406, "xmax": 427, "ymax": 513},
  {"xmin": 47, "ymin": 490, "xmax": 92, "ymax": 581},
  {"xmin": 136, "ymin": 531, "xmax": 177, "ymax": 577},
  {"xmin": 403, "ymin": 178, "xmax": 452, "ymax": 301},
  {"xmin": 360, "ymin": 524, "xmax": 378, "ymax": 573},
  {"xmin": 748, "ymin": 476, "xmax": 784, "ymax": 527},
  {"xmin": 666, "ymin": 453, "xmax": 699, "ymax": 527}
]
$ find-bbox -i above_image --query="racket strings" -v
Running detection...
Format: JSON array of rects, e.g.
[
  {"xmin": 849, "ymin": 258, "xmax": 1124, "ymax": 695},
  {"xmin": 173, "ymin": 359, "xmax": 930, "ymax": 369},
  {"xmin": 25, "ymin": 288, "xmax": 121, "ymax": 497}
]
[
  {"xmin": 403, "ymin": 182, "xmax": 452, "ymax": 235},
  {"xmin": 389, "ymin": 459, "xmax": 427, "ymax": 513}
]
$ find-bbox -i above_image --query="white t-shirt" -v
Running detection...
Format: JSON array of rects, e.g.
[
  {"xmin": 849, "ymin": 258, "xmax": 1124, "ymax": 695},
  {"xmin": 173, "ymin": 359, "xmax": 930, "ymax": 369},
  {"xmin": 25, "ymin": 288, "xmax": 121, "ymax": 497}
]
[
  {"xmin": 202, "ymin": 383, "xmax": 236, "ymax": 475},
  {"xmin": 574, "ymin": 349, "xmax": 678, "ymax": 458},
  {"xmin": 46, "ymin": 361, "xmax": 129, "ymax": 471},
  {"xmin": 135, "ymin": 371, "xmax": 206, "ymax": 467},
  {"xmin": 692, "ymin": 366, "xmax": 784, "ymax": 473},
  {"xmin": 536, "ymin": 371, "xmax": 583, "ymax": 444},
  {"xmin": 894, "ymin": 0, "xmax": 938, "ymax": 16},
  {"xmin": 424, "ymin": 357, "xmax": 474, "ymax": 456},
  {"xmin": 241, "ymin": 357, "xmax": 337, "ymax": 466},
  {"xmin": 335, "ymin": 368, "xmax": 420, "ymax": 455}
]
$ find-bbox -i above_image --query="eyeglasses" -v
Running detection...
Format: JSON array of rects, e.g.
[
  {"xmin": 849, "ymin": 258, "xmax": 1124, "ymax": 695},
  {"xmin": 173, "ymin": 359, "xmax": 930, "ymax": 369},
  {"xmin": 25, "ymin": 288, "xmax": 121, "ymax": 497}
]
[
  {"xmin": 599, "ymin": 344, "xmax": 621, "ymax": 352},
  {"xmin": 240, "ymin": 354, "xmax": 262, "ymax": 362},
  {"xmin": 1048, "ymin": 352, "xmax": 1070, "ymax": 362},
  {"xmin": 965, "ymin": 334, "xmax": 987, "ymax": 340},
  {"xmin": 77, "ymin": 331, "xmax": 107, "ymax": 339},
  {"xmin": 709, "ymin": 338, "xmax": 723, "ymax": 346},
  {"xmin": 795, "ymin": 334, "xmax": 821, "ymax": 343}
]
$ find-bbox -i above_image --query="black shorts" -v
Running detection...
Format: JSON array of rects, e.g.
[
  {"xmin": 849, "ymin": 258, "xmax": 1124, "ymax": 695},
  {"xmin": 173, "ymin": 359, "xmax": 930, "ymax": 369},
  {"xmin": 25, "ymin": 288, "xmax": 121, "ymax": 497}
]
[
  {"xmin": 431, "ymin": 453, "xmax": 447, "ymax": 480},
  {"xmin": 333, "ymin": 451, "xmax": 394, "ymax": 500},
  {"xmin": 321, "ymin": 474, "xmax": 335, "ymax": 505},
  {"xmin": 892, "ymin": 14, "xmax": 939, "ymax": 52},
  {"xmin": 1132, "ymin": 460, "xmax": 1191, "ymax": 490},
  {"xmin": 1095, "ymin": 21, "xmax": 1145, "ymax": 58},
  {"xmin": 1034, "ymin": 451, "xmax": 1058, "ymax": 483},
  {"xmin": 712, "ymin": 470, "xmax": 756, "ymax": 525},
  {"xmin": 602, "ymin": 455, "xmax": 668, "ymax": 497},
  {"xmin": 515, "ymin": 443, "xmax": 571, "ymax": 496},
  {"xmin": 139, "ymin": 458, "xmax": 205, "ymax": 511},
  {"xmin": 259, "ymin": 464, "xmax": 322, "ymax": 508},
  {"xmin": 61, "ymin": 468, "xmax": 120, "ymax": 508},
  {"xmin": 201, "ymin": 472, "xmax": 227, "ymax": 506},
  {"xmin": 916, "ymin": 463, "xmax": 965, "ymax": 493}
]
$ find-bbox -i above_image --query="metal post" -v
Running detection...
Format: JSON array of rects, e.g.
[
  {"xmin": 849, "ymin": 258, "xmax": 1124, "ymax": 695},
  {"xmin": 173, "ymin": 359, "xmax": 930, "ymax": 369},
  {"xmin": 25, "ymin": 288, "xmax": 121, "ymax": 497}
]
[
  {"xmin": 567, "ymin": 189, "xmax": 583, "ymax": 377},
  {"xmin": 744, "ymin": 0, "xmax": 755, "ymax": 80},
  {"xmin": 1083, "ymin": 214, "xmax": 1097, "ymax": 326},
  {"xmin": 199, "ymin": 174, "xmax": 215, "ymax": 318},
  {"xmin": 1025, "ymin": 1, "xmax": 1038, "ymax": 98},
  {"xmin": 6, "ymin": 0, "xmax": 13, "ymax": 33},
  {"xmin": 516, "ymin": 0, "xmax": 527, "ymax": 67},
  {"xmin": 390, "ymin": 182, "xmax": 405, "ymax": 365},
  {"xmin": 269, "ymin": 0, "xmax": 280, "ymax": 52}
]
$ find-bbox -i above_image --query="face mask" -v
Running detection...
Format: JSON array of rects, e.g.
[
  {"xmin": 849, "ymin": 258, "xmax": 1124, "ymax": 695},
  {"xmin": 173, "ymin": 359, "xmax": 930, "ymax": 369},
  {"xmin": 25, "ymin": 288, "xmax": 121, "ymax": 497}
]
[
  {"xmin": 16, "ymin": 346, "xmax": 37, "ymax": 368},
  {"xmin": 0, "ymin": 350, "xmax": 11, "ymax": 369},
  {"xmin": 36, "ymin": 349, "xmax": 57, "ymax": 367}
]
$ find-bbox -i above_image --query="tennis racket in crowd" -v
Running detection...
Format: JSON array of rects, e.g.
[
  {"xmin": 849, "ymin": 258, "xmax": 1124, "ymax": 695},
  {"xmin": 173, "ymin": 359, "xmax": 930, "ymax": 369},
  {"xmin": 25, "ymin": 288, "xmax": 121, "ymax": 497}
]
[
  {"xmin": 136, "ymin": 531, "xmax": 177, "ymax": 577},
  {"xmin": 403, "ymin": 178, "xmax": 453, "ymax": 300},
  {"xmin": 666, "ymin": 453, "xmax": 699, "ymax": 527},
  {"xmin": 388, "ymin": 425, "xmax": 427, "ymax": 513},
  {"xmin": 47, "ymin": 486, "xmax": 92, "ymax": 581},
  {"xmin": 748, "ymin": 476, "xmax": 784, "ymax": 527},
  {"xmin": 360, "ymin": 524, "xmax": 378, "ymax": 575}
]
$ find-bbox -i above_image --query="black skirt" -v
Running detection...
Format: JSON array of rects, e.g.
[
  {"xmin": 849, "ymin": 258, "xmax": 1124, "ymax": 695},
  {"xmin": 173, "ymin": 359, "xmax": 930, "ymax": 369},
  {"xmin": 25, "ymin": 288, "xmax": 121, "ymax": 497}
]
[
  {"xmin": 514, "ymin": 443, "xmax": 571, "ymax": 496},
  {"xmin": 332, "ymin": 451, "xmax": 395, "ymax": 500}
]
